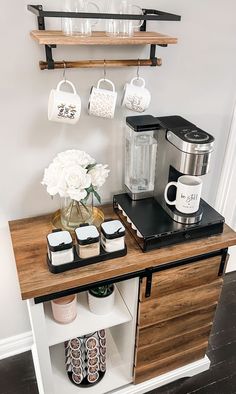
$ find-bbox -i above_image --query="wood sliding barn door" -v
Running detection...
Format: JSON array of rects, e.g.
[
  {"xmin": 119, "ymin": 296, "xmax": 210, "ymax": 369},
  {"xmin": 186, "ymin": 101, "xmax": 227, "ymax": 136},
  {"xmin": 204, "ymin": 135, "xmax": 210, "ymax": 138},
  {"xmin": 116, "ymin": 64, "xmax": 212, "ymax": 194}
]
[{"xmin": 134, "ymin": 253, "xmax": 226, "ymax": 384}]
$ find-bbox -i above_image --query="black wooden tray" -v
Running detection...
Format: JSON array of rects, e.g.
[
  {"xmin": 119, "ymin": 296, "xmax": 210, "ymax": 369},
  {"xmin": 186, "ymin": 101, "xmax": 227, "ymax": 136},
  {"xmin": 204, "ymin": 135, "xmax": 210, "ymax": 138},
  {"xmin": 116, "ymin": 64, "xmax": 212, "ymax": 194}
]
[{"xmin": 47, "ymin": 245, "xmax": 127, "ymax": 274}]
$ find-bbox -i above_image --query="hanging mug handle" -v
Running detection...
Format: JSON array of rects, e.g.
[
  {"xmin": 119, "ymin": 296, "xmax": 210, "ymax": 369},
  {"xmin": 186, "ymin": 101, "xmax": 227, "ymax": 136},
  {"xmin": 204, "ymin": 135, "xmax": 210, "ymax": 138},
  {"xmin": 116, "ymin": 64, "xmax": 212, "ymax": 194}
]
[
  {"xmin": 132, "ymin": 5, "xmax": 144, "ymax": 29},
  {"xmin": 97, "ymin": 78, "xmax": 115, "ymax": 92},
  {"xmin": 164, "ymin": 182, "xmax": 178, "ymax": 205},
  {"xmin": 88, "ymin": 1, "xmax": 100, "ymax": 26},
  {"xmin": 57, "ymin": 80, "xmax": 77, "ymax": 95},
  {"xmin": 131, "ymin": 77, "xmax": 146, "ymax": 88}
]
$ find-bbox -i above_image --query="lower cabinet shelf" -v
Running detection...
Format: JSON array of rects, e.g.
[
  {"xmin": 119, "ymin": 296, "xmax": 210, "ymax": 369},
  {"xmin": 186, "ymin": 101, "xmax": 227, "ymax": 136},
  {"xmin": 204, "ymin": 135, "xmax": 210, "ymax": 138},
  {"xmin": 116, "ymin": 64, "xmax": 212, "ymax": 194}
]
[{"xmin": 50, "ymin": 329, "xmax": 133, "ymax": 393}]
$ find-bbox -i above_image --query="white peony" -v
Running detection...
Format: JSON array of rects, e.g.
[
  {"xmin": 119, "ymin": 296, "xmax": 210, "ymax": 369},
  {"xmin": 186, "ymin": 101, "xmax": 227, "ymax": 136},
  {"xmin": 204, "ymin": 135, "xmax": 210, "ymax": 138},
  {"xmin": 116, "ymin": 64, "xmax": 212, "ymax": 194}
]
[
  {"xmin": 89, "ymin": 164, "xmax": 110, "ymax": 189},
  {"xmin": 55, "ymin": 150, "xmax": 95, "ymax": 168},
  {"xmin": 64, "ymin": 165, "xmax": 91, "ymax": 202},
  {"xmin": 42, "ymin": 162, "xmax": 67, "ymax": 197},
  {"xmin": 42, "ymin": 150, "xmax": 109, "ymax": 203}
]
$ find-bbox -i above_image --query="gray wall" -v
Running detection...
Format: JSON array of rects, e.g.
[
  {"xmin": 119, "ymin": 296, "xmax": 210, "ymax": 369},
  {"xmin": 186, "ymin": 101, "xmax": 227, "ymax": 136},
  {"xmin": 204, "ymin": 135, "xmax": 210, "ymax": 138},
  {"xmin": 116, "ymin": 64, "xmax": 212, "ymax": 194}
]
[{"xmin": 1, "ymin": 0, "xmax": 236, "ymax": 340}]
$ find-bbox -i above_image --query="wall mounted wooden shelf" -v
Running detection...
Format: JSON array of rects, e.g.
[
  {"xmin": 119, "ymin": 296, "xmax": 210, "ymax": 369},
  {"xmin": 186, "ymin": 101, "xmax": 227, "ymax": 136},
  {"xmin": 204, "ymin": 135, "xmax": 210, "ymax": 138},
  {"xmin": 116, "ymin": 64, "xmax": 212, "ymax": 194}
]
[
  {"xmin": 31, "ymin": 30, "xmax": 178, "ymax": 46},
  {"xmin": 28, "ymin": 4, "xmax": 181, "ymax": 70}
]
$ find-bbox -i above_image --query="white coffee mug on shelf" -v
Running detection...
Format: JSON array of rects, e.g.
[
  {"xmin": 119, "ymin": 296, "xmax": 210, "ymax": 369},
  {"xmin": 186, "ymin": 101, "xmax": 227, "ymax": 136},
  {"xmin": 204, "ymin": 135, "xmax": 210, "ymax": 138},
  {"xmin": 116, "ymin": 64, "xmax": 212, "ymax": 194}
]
[
  {"xmin": 164, "ymin": 175, "xmax": 202, "ymax": 214},
  {"xmin": 122, "ymin": 77, "xmax": 151, "ymax": 113},
  {"xmin": 88, "ymin": 78, "xmax": 117, "ymax": 119},
  {"xmin": 48, "ymin": 80, "xmax": 81, "ymax": 125}
]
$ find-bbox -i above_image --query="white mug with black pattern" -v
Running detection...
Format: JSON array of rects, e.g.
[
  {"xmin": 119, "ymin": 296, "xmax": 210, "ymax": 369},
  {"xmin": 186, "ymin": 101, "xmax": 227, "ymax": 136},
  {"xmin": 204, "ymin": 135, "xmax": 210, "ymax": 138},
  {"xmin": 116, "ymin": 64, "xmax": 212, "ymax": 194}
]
[
  {"xmin": 88, "ymin": 78, "xmax": 117, "ymax": 119},
  {"xmin": 122, "ymin": 77, "xmax": 151, "ymax": 113},
  {"xmin": 48, "ymin": 80, "xmax": 81, "ymax": 124}
]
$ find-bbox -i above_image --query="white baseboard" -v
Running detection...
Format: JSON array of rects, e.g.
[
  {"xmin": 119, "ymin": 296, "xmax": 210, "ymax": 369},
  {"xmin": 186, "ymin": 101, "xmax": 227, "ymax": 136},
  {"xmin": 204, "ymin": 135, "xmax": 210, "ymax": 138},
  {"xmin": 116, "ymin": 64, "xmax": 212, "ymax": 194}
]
[
  {"xmin": 0, "ymin": 331, "xmax": 33, "ymax": 360},
  {"xmin": 113, "ymin": 356, "xmax": 210, "ymax": 394}
]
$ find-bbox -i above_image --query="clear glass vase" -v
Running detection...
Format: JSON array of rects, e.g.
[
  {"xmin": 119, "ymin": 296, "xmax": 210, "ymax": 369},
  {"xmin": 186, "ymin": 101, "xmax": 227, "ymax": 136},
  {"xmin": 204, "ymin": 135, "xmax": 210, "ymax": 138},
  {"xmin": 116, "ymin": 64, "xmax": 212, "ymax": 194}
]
[{"xmin": 60, "ymin": 195, "xmax": 94, "ymax": 231}]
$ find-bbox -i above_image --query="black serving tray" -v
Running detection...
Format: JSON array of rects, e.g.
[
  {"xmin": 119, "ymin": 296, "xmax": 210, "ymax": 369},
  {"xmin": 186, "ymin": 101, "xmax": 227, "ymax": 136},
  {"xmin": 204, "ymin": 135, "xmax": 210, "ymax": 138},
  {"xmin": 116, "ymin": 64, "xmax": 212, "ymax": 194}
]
[{"xmin": 47, "ymin": 245, "xmax": 127, "ymax": 274}]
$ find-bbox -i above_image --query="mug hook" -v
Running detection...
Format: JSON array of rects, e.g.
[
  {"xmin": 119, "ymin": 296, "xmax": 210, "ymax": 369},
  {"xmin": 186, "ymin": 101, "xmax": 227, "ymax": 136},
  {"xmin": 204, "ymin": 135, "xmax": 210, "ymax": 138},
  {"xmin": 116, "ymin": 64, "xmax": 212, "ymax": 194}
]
[
  {"xmin": 103, "ymin": 59, "xmax": 107, "ymax": 80},
  {"xmin": 63, "ymin": 60, "xmax": 67, "ymax": 82},
  {"xmin": 137, "ymin": 59, "xmax": 141, "ymax": 80}
]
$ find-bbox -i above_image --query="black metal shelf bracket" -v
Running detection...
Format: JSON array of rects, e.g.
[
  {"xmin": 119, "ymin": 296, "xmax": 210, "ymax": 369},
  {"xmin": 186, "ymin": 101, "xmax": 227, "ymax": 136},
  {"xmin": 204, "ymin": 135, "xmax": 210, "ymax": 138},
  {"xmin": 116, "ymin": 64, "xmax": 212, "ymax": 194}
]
[{"xmin": 28, "ymin": 4, "xmax": 181, "ymax": 70}]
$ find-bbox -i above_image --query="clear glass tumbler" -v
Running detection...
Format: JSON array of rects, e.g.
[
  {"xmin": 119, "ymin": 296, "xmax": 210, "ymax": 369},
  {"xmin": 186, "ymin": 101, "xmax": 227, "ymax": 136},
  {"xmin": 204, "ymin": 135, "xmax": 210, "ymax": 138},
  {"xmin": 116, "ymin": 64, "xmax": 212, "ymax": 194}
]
[
  {"xmin": 119, "ymin": 0, "xmax": 143, "ymax": 37},
  {"xmin": 62, "ymin": 0, "xmax": 100, "ymax": 36},
  {"xmin": 105, "ymin": 0, "xmax": 120, "ymax": 36}
]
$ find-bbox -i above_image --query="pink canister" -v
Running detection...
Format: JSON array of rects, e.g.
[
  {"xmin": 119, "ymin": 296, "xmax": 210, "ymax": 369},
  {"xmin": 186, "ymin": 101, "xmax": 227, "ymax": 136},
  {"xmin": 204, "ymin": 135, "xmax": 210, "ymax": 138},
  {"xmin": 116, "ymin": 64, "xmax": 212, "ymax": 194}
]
[{"xmin": 51, "ymin": 294, "xmax": 77, "ymax": 324}]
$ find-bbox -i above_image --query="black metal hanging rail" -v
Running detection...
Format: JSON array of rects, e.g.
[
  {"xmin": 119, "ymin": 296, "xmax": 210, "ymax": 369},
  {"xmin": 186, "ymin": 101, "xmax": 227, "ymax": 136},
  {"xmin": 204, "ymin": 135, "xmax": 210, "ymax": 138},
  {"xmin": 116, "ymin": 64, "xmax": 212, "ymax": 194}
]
[{"xmin": 27, "ymin": 4, "xmax": 181, "ymax": 70}]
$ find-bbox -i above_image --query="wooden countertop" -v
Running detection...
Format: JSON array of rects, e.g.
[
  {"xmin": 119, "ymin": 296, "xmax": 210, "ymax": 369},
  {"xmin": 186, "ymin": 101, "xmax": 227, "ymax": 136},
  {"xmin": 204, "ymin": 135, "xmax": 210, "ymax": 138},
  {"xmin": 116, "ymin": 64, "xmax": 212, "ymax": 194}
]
[{"xmin": 9, "ymin": 205, "xmax": 236, "ymax": 300}]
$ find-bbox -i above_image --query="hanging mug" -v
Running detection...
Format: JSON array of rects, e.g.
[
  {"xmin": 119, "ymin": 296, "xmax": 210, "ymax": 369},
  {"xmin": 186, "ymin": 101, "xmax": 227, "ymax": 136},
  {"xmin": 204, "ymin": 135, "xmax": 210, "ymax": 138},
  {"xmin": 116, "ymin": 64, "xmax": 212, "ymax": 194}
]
[
  {"xmin": 48, "ymin": 80, "xmax": 81, "ymax": 125},
  {"xmin": 88, "ymin": 79, "xmax": 117, "ymax": 119},
  {"xmin": 122, "ymin": 77, "xmax": 151, "ymax": 113}
]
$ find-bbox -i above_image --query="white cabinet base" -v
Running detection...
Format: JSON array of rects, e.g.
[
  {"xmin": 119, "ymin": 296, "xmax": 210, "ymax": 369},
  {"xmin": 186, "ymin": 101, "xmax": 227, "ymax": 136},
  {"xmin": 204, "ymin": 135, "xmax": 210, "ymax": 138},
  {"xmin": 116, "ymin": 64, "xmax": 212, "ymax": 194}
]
[{"xmin": 27, "ymin": 277, "xmax": 210, "ymax": 394}]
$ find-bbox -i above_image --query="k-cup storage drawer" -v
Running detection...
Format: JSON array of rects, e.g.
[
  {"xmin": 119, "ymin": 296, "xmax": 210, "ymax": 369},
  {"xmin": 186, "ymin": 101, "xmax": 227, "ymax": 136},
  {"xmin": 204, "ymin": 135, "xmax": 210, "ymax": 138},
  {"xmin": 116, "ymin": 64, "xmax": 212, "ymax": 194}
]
[
  {"xmin": 140, "ymin": 255, "xmax": 223, "ymax": 302},
  {"xmin": 139, "ymin": 279, "xmax": 223, "ymax": 328}
]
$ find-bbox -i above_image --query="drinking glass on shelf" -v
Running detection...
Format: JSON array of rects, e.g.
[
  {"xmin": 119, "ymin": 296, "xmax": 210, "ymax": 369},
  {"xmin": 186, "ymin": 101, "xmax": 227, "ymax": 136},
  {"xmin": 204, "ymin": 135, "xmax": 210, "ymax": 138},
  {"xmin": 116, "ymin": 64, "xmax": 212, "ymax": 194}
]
[
  {"xmin": 105, "ymin": 0, "xmax": 143, "ymax": 37},
  {"xmin": 62, "ymin": 0, "xmax": 100, "ymax": 36},
  {"xmin": 119, "ymin": 0, "xmax": 143, "ymax": 37},
  {"xmin": 105, "ymin": 1, "xmax": 120, "ymax": 36}
]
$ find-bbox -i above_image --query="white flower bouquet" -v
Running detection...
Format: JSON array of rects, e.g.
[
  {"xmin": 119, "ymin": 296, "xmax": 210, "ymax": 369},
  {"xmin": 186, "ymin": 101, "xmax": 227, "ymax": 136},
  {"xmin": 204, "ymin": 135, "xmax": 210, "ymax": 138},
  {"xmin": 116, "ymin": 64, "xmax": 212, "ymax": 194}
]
[{"xmin": 42, "ymin": 150, "xmax": 110, "ymax": 229}]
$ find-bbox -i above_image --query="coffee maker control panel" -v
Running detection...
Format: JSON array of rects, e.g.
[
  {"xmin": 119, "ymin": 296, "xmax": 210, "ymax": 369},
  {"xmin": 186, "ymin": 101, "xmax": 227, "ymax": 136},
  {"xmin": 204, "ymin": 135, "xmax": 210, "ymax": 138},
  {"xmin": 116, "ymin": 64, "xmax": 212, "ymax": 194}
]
[
  {"xmin": 167, "ymin": 129, "xmax": 214, "ymax": 155},
  {"xmin": 157, "ymin": 116, "xmax": 215, "ymax": 155}
]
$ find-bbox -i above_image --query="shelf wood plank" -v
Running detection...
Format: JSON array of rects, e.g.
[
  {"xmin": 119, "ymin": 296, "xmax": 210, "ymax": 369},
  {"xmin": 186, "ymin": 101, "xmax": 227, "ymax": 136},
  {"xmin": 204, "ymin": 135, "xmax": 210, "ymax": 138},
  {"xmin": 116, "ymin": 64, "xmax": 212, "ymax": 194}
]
[
  {"xmin": 9, "ymin": 205, "xmax": 236, "ymax": 300},
  {"xmin": 30, "ymin": 30, "xmax": 178, "ymax": 46}
]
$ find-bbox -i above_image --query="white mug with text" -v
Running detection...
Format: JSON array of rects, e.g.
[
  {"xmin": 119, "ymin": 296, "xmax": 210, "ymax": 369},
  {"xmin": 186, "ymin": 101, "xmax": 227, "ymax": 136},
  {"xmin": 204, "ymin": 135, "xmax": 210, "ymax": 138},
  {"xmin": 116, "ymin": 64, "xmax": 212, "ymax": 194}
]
[{"xmin": 164, "ymin": 175, "xmax": 202, "ymax": 214}]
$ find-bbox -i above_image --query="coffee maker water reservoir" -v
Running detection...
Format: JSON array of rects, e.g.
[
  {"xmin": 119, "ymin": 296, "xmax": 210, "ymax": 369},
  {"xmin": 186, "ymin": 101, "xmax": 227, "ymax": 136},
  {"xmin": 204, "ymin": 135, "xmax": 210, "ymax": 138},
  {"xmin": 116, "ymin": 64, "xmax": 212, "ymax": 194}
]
[{"xmin": 125, "ymin": 116, "xmax": 158, "ymax": 200}]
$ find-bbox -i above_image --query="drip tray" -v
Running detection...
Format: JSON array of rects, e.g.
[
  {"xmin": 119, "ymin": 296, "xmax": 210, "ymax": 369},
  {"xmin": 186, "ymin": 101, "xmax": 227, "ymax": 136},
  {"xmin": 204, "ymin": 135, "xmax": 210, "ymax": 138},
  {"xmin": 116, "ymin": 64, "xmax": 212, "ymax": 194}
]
[{"xmin": 113, "ymin": 194, "xmax": 224, "ymax": 252}]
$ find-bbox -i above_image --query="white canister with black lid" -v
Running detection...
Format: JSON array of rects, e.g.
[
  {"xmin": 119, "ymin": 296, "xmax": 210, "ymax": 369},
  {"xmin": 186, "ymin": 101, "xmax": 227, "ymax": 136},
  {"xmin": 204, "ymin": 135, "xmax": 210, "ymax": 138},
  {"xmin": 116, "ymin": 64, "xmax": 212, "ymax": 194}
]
[
  {"xmin": 75, "ymin": 225, "xmax": 100, "ymax": 259},
  {"xmin": 47, "ymin": 230, "xmax": 74, "ymax": 266},
  {"xmin": 101, "ymin": 220, "xmax": 125, "ymax": 253}
]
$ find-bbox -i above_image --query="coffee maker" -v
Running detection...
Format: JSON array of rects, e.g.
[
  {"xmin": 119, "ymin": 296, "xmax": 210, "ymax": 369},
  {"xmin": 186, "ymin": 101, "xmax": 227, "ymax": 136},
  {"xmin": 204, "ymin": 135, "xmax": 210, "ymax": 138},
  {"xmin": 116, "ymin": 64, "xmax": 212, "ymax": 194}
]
[
  {"xmin": 113, "ymin": 115, "xmax": 224, "ymax": 252},
  {"xmin": 153, "ymin": 115, "xmax": 214, "ymax": 224}
]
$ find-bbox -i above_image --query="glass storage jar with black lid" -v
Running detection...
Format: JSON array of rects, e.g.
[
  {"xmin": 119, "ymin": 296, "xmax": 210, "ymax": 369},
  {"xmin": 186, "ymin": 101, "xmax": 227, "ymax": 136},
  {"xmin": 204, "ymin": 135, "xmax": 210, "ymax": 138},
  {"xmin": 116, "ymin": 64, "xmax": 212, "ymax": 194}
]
[
  {"xmin": 47, "ymin": 230, "xmax": 74, "ymax": 266},
  {"xmin": 101, "ymin": 220, "xmax": 125, "ymax": 252},
  {"xmin": 75, "ymin": 225, "xmax": 100, "ymax": 259}
]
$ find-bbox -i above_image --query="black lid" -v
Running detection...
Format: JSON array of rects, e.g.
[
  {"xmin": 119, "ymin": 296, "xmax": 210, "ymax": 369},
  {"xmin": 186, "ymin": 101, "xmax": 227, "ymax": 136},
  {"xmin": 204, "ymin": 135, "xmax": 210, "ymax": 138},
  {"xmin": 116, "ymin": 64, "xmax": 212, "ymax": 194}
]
[
  {"xmin": 101, "ymin": 220, "xmax": 125, "ymax": 240},
  {"xmin": 126, "ymin": 115, "xmax": 161, "ymax": 132},
  {"xmin": 75, "ymin": 225, "xmax": 100, "ymax": 245},
  {"xmin": 47, "ymin": 230, "xmax": 73, "ymax": 252}
]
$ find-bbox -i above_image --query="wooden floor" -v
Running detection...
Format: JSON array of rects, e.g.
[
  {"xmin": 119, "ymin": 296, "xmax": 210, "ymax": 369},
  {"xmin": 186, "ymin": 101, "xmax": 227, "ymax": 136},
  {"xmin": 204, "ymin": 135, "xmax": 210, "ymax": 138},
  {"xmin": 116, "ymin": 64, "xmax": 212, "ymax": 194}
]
[{"xmin": 0, "ymin": 272, "xmax": 236, "ymax": 394}]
